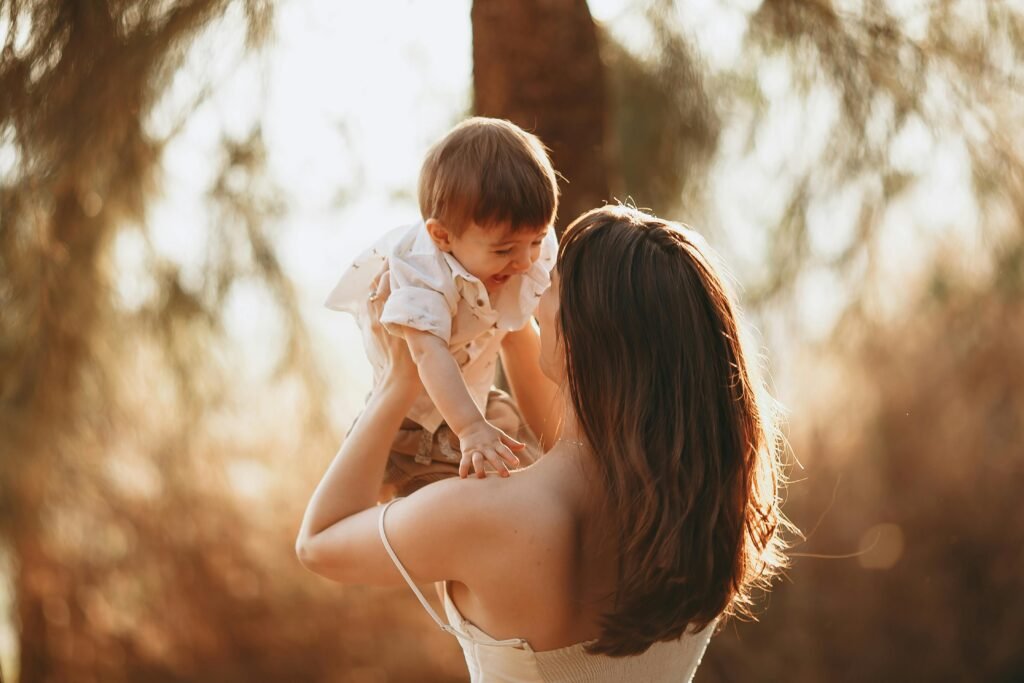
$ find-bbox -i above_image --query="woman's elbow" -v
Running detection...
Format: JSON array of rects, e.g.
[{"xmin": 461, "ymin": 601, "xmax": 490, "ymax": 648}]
[
  {"xmin": 295, "ymin": 534, "xmax": 352, "ymax": 581},
  {"xmin": 295, "ymin": 533, "xmax": 314, "ymax": 567},
  {"xmin": 295, "ymin": 533, "xmax": 328, "ymax": 574}
]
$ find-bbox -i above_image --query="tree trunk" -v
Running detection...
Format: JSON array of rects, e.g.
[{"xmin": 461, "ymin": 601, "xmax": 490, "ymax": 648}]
[
  {"xmin": 13, "ymin": 528, "xmax": 53, "ymax": 683},
  {"xmin": 472, "ymin": 0, "xmax": 610, "ymax": 234}
]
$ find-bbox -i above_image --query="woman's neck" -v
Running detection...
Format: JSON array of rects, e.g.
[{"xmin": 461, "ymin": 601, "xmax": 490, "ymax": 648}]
[
  {"xmin": 549, "ymin": 391, "xmax": 585, "ymax": 448},
  {"xmin": 545, "ymin": 401, "xmax": 603, "ymax": 481},
  {"xmin": 550, "ymin": 402, "xmax": 619, "ymax": 564},
  {"xmin": 556, "ymin": 413, "xmax": 586, "ymax": 449}
]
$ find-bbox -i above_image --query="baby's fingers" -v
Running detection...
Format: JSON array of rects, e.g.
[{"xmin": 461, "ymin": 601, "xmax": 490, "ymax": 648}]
[
  {"xmin": 459, "ymin": 452, "xmax": 475, "ymax": 479},
  {"xmin": 492, "ymin": 442, "xmax": 521, "ymax": 470},
  {"xmin": 481, "ymin": 447, "xmax": 511, "ymax": 478},
  {"xmin": 500, "ymin": 433, "xmax": 526, "ymax": 452},
  {"xmin": 472, "ymin": 451, "xmax": 487, "ymax": 479}
]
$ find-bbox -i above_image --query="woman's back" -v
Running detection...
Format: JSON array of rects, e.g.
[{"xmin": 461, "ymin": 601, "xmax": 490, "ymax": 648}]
[
  {"xmin": 378, "ymin": 450, "xmax": 718, "ymax": 682},
  {"xmin": 443, "ymin": 445, "xmax": 616, "ymax": 651},
  {"xmin": 441, "ymin": 580, "xmax": 715, "ymax": 683}
]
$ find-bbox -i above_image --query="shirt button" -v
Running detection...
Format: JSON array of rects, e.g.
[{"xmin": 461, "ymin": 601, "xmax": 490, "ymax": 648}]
[{"xmin": 476, "ymin": 299, "xmax": 484, "ymax": 307}]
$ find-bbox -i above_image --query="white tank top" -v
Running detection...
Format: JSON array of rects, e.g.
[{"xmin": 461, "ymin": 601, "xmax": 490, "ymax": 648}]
[{"xmin": 378, "ymin": 499, "xmax": 716, "ymax": 683}]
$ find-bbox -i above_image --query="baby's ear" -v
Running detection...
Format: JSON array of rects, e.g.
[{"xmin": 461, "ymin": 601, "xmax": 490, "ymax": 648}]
[{"xmin": 425, "ymin": 219, "xmax": 454, "ymax": 252}]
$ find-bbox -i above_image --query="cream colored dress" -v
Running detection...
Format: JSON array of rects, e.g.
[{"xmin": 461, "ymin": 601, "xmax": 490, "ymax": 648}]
[{"xmin": 378, "ymin": 499, "xmax": 716, "ymax": 683}]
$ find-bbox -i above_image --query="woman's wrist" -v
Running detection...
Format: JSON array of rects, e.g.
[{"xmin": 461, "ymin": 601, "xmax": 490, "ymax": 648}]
[{"xmin": 376, "ymin": 374, "xmax": 420, "ymax": 406}]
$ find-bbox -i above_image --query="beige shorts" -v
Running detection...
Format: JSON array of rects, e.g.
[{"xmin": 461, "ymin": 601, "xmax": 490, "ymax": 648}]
[{"xmin": 381, "ymin": 389, "xmax": 541, "ymax": 498}]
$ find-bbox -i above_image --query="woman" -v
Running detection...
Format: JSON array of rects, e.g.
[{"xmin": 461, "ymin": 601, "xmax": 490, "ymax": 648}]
[{"xmin": 296, "ymin": 205, "xmax": 788, "ymax": 682}]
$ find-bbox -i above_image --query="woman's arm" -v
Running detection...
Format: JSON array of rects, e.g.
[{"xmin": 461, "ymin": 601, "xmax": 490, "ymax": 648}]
[
  {"xmin": 296, "ymin": 374, "xmax": 417, "ymax": 550},
  {"xmin": 295, "ymin": 273, "xmax": 513, "ymax": 586},
  {"xmin": 295, "ymin": 373, "xmax": 515, "ymax": 586},
  {"xmin": 500, "ymin": 320, "xmax": 562, "ymax": 451}
]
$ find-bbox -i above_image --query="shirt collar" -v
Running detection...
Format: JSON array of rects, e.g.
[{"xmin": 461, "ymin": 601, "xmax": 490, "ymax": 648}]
[
  {"xmin": 410, "ymin": 222, "xmax": 493, "ymax": 311},
  {"xmin": 441, "ymin": 249, "xmax": 482, "ymax": 286},
  {"xmin": 444, "ymin": 250, "xmax": 495, "ymax": 315},
  {"xmin": 411, "ymin": 222, "xmax": 485, "ymax": 283},
  {"xmin": 410, "ymin": 221, "xmax": 556, "ymax": 322}
]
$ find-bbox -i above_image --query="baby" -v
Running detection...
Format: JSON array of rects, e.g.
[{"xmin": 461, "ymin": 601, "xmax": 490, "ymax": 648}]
[{"xmin": 325, "ymin": 117, "xmax": 559, "ymax": 492}]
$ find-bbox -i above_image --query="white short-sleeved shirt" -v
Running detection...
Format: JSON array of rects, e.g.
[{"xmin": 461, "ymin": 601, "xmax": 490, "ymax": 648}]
[{"xmin": 325, "ymin": 221, "xmax": 557, "ymax": 432}]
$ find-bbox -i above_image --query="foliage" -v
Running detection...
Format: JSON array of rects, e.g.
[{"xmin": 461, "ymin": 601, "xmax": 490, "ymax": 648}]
[
  {"xmin": 0, "ymin": 2, "xmax": 386, "ymax": 681},
  {"xmin": 601, "ymin": 0, "xmax": 721, "ymax": 216},
  {"xmin": 740, "ymin": 0, "xmax": 1024, "ymax": 305},
  {"xmin": 703, "ymin": 254, "xmax": 1024, "ymax": 681},
  {"xmin": 1, "ymin": 0, "xmax": 1022, "ymax": 680}
]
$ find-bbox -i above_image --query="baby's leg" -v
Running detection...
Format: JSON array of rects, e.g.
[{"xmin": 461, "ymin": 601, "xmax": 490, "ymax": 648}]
[
  {"xmin": 384, "ymin": 460, "xmax": 458, "ymax": 497},
  {"xmin": 382, "ymin": 419, "xmax": 460, "ymax": 497},
  {"xmin": 480, "ymin": 389, "xmax": 542, "ymax": 466}
]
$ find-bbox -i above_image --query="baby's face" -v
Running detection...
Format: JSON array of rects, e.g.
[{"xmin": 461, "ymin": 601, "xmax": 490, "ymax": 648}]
[{"xmin": 447, "ymin": 221, "xmax": 550, "ymax": 292}]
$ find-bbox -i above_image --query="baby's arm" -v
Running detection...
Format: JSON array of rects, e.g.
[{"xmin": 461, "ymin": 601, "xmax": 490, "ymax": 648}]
[{"xmin": 403, "ymin": 329, "xmax": 524, "ymax": 478}]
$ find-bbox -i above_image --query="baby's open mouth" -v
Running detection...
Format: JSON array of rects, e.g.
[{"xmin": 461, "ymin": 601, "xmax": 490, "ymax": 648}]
[{"xmin": 489, "ymin": 274, "xmax": 511, "ymax": 286}]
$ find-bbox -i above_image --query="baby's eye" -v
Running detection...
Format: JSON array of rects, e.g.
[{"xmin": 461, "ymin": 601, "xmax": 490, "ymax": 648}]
[
  {"xmin": 532, "ymin": 240, "xmax": 543, "ymax": 247},
  {"xmin": 494, "ymin": 248, "xmax": 513, "ymax": 255}
]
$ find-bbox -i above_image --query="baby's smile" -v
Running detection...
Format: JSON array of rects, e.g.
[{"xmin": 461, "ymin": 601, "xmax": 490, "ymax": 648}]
[{"xmin": 488, "ymin": 273, "xmax": 512, "ymax": 288}]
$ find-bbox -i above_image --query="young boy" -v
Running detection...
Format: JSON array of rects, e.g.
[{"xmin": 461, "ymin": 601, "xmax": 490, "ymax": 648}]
[{"xmin": 325, "ymin": 117, "xmax": 559, "ymax": 494}]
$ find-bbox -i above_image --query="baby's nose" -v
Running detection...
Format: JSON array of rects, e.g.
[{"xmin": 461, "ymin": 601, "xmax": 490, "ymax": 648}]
[{"xmin": 510, "ymin": 258, "xmax": 531, "ymax": 273}]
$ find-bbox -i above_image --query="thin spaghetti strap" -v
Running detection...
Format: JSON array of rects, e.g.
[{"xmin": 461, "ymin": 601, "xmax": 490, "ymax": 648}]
[
  {"xmin": 377, "ymin": 498, "xmax": 460, "ymax": 636},
  {"xmin": 378, "ymin": 498, "xmax": 527, "ymax": 649}
]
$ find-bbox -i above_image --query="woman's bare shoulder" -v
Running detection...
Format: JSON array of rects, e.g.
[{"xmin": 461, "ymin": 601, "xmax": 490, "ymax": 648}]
[
  {"xmin": 414, "ymin": 465, "xmax": 576, "ymax": 531},
  {"xmin": 414, "ymin": 467, "xmax": 579, "ymax": 565}
]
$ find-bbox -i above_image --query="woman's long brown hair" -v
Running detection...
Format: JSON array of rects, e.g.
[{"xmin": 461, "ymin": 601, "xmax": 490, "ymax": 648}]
[{"xmin": 558, "ymin": 205, "xmax": 789, "ymax": 657}]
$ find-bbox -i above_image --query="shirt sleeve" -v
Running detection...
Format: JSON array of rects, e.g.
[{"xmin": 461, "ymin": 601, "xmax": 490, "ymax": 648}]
[
  {"xmin": 324, "ymin": 226, "xmax": 417, "ymax": 314},
  {"xmin": 380, "ymin": 251, "xmax": 457, "ymax": 343},
  {"xmin": 324, "ymin": 250, "xmax": 386, "ymax": 315}
]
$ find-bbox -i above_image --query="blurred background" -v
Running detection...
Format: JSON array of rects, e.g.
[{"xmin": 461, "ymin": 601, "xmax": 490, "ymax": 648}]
[{"xmin": 1, "ymin": 0, "xmax": 1022, "ymax": 681}]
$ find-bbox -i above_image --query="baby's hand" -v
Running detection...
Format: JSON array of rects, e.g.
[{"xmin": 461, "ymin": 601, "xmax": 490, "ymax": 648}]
[{"xmin": 456, "ymin": 420, "xmax": 525, "ymax": 479}]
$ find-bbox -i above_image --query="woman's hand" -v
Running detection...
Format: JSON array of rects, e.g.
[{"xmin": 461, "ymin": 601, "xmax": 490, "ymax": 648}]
[
  {"xmin": 296, "ymin": 264, "xmax": 423, "ymax": 578},
  {"xmin": 367, "ymin": 268, "xmax": 421, "ymax": 399}
]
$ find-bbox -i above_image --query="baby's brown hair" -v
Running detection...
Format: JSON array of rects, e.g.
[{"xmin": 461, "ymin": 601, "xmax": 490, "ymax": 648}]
[{"xmin": 418, "ymin": 117, "xmax": 559, "ymax": 235}]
